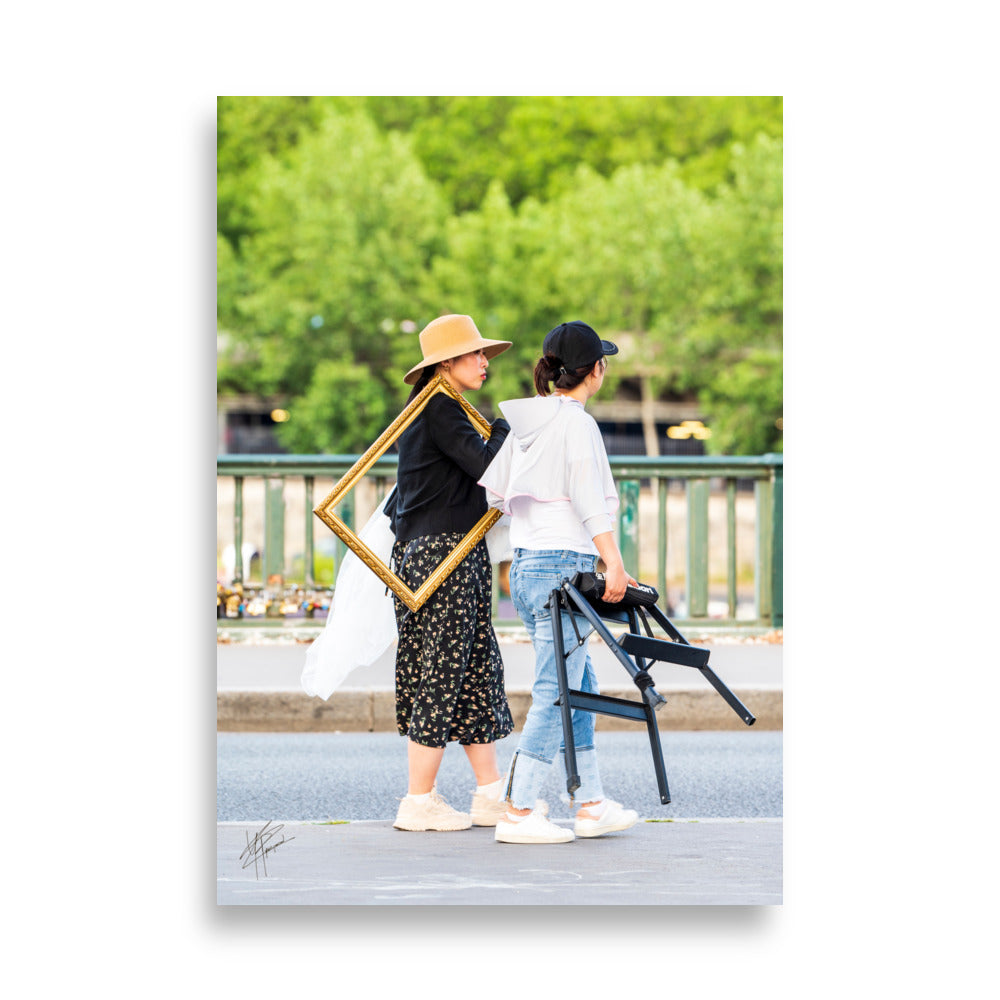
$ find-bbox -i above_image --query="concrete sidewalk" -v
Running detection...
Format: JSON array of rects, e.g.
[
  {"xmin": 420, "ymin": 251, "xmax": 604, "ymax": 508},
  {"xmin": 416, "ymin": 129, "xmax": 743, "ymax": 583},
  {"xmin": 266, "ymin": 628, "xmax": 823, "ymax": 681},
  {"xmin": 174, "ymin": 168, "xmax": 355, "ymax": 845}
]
[
  {"xmin": 217, "ymin": 635, "xmax": 783, "ymax": 906},
  {"xmin": 217, "ymin": 633, "xmax": 782, "ymax": 732},
  {"xmin": 218, "ymin": 816, "xmax": 782, "ymax": 905}
]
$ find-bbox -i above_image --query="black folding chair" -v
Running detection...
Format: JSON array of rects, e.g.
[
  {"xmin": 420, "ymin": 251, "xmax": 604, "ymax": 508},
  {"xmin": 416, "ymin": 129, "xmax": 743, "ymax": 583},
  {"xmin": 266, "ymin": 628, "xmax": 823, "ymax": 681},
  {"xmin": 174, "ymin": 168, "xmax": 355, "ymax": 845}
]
[{"xmin": 549, "ymin": 572, "xmax": 756, "ymax": 804}]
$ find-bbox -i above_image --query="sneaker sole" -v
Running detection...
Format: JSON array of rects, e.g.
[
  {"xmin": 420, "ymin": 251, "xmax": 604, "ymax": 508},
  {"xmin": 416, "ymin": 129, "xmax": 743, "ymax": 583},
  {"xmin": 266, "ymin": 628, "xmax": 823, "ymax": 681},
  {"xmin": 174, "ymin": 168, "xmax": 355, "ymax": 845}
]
[
  {"xmin": 471, "ymin": 800, "xmax": 549, "ymax": 827},
  {"xmin": 393, "ymin": 821, "xmax": 472, "ymax": 832},
  {"xmin": 574, "ymin": 817, "xmax": 639, "ymax": 838},
  {"xmin": 495, "ymin": 827, "xmax": 575, "ymax": 844},
  {"xmin": 471, "ymin": 814, "xmax": 503, "ymax": 827}
]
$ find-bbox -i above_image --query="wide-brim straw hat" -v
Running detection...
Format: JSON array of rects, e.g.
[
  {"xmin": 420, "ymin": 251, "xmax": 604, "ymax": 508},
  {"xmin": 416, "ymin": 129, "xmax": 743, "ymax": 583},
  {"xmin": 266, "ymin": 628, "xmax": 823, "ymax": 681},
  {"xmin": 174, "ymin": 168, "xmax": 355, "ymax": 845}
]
[{"xmin": 403, "ymin": 314, "xmax": 513, "ymax": 385}]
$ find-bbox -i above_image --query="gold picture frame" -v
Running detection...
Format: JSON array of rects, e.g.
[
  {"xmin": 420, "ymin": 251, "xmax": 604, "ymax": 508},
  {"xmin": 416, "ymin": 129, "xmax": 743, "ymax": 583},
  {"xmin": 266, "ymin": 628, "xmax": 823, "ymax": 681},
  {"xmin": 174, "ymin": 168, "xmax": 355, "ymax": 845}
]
[{"xmin": 313, "ymin": 374, "xmax": 503, "ymax": 612}]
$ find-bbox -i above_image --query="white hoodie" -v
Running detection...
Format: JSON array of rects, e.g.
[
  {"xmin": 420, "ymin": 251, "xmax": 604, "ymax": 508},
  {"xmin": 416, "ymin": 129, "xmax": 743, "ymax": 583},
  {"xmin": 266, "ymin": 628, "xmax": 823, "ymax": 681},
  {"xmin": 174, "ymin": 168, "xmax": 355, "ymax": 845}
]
[{"xmin": 479, "ymin": 395, "xmax": 618, "ymax": 554}]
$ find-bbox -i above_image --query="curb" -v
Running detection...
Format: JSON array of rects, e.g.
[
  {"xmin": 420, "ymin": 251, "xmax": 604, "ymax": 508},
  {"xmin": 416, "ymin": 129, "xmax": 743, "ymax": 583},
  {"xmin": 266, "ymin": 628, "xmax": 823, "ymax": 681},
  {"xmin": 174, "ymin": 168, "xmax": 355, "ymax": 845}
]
[{"xmin": 217, "ymin": 687, "xmax": 781, "ymax": 733}]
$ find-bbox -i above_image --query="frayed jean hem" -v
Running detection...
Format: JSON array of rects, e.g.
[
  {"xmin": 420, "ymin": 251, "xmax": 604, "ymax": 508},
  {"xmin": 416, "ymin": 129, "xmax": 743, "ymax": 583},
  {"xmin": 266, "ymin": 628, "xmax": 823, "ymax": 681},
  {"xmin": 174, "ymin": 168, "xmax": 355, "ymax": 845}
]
[{"xmin": 504, "ymin": 745, "xmax": 603, "ymax": 810}]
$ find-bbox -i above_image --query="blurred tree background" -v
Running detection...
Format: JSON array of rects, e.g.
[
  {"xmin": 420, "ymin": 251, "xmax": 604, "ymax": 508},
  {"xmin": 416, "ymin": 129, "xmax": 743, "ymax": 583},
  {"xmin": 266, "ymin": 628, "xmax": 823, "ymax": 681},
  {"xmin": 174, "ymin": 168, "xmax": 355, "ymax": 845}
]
[{"xmin": 218, "ymin": 96, "xmax": 782, "ymax": 455}]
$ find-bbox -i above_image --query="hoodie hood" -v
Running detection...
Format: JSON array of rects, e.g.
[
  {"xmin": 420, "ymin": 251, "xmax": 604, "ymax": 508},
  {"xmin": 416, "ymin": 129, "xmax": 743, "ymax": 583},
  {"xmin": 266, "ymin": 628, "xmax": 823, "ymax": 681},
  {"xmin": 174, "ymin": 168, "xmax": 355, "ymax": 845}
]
[
  {"xmin": 479, "ymin": 393, "xmax": 618, "ymax": 527},
  {"xmin": 499, "ymin": 395, "xmax": 579, "ymax": 451}
]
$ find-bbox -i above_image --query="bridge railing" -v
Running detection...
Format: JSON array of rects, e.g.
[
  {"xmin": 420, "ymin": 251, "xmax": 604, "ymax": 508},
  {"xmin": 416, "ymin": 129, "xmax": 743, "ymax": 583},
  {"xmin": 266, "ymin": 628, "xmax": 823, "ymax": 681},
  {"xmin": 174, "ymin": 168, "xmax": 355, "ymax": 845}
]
[{"xmin": 217, "ymin": 453, "xmax": 782, "ymax": 629}]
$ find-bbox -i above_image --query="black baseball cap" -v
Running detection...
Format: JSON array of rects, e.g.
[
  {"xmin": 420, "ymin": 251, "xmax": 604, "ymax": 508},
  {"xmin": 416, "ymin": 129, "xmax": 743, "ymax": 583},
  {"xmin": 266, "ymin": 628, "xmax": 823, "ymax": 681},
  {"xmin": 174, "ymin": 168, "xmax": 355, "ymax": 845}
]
[{"xmin": 543, "ymin": 321, "xmax": 619, "ymax": 372}]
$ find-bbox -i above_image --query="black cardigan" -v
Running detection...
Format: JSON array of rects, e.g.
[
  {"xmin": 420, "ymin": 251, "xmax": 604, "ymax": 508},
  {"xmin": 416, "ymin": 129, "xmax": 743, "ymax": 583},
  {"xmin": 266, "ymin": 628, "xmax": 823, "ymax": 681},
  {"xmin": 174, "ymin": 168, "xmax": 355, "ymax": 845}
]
[{"xmin": 387, "ymin": 393, "xmax": 510, "ymax": 542}]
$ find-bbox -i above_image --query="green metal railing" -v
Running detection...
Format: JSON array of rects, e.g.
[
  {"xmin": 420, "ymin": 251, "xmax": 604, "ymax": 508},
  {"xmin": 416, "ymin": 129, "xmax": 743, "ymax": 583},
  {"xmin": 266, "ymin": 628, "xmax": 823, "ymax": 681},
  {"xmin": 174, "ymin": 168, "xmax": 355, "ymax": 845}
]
[{"xmin": 217, "ymin": 453, "xmax": 782, "ymax": 628}]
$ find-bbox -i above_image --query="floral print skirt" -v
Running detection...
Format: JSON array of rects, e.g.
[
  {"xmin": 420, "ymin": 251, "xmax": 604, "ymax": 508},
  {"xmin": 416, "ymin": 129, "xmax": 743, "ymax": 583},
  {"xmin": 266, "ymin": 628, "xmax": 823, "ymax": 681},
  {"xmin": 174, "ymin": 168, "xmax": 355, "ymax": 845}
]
[{"xmin": 391, "ymin": 533, "xmax": 513, "ymax": 748}]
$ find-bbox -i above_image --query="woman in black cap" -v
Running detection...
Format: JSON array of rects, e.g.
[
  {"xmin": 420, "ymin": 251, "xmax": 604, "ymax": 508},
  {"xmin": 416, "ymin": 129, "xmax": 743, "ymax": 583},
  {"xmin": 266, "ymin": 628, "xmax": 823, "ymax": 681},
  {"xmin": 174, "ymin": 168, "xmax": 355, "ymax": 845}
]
[
  {"xmin": 479, "ymin": 321, "xmax": 640, "ymax": 844},
  {"xmin": 387, "ymin": 314, "xmax": 517, "ymax": 832}
]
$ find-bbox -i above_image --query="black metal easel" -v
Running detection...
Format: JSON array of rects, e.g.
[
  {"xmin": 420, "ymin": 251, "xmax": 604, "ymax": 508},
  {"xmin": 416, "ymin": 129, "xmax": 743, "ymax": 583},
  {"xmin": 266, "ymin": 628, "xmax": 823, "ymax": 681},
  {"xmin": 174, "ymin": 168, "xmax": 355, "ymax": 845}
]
[{"xmin": 550, "ymin": 572, "xmax": 756, "ymax": 805}]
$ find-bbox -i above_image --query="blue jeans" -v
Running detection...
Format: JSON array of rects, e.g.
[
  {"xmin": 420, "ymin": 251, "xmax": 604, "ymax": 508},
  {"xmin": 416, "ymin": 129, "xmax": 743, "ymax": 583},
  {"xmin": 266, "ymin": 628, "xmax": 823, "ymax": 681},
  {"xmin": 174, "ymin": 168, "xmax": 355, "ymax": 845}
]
[{"xmin": 503, "ymin": 549, "xmax": 604, "ymax": 809}]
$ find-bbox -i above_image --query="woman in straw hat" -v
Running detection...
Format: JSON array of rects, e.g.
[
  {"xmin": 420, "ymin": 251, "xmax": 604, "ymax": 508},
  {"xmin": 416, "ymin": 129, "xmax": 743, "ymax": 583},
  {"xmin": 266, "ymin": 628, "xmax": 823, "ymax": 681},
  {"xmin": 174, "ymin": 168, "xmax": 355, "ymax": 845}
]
[
  {"xmin": 387, "ymin": 314, "xmax": 517, "ymax": 832},
  {"xmin": 479, "ymin": 321, "xmax": 640, "ymax": 844}
]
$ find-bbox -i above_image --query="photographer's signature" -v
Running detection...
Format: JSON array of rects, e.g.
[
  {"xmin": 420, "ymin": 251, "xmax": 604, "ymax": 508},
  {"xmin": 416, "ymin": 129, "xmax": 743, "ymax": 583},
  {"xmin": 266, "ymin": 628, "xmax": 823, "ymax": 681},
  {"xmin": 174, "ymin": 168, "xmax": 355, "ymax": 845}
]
[{"xmin": 239, "ymin": 821, "xmax": 295, "ymax": 879}]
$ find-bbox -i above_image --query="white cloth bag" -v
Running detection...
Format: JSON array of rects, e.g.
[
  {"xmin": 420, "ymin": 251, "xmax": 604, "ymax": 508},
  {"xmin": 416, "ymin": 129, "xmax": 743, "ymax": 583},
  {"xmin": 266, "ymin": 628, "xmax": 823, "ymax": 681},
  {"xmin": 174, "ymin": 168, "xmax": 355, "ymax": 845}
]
[
  {"xmin": 301, "ymin": 495, "xmax": 398, "ymax": 700},
  {"xmin": 301, "ymin": 494, "xmax": 511, "ymax": 700}
]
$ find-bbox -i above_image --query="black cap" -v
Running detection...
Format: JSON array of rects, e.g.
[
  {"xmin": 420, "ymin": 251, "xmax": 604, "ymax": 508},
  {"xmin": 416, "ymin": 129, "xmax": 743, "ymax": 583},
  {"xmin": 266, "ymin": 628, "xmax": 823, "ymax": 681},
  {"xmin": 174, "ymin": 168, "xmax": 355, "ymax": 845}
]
[{"xmin": 542, "ymin": 321, "xmax": 619, "ymax": 372}]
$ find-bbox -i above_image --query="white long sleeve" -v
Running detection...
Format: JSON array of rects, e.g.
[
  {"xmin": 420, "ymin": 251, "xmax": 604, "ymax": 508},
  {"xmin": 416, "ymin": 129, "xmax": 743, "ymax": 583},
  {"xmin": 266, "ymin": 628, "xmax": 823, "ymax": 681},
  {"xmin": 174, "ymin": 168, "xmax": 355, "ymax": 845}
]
[{"xmin": 479, "ymin": 395, "xmax": 617, "ymax": 553}]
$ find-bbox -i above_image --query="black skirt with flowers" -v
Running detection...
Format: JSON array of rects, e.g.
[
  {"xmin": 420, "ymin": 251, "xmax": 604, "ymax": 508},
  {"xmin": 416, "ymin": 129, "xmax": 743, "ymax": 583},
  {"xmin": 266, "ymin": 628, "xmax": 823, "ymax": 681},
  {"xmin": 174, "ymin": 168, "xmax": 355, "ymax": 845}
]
[{"xmin": 391, "ymin": 533, "xmax": 513, "ymax": 748}]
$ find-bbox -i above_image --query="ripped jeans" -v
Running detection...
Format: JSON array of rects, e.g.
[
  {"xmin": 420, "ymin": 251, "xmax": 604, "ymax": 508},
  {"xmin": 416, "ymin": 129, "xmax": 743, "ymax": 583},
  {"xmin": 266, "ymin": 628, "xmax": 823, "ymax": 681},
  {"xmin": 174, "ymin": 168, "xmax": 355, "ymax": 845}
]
[{"xmin": 503, "ymin": 549, "xmax": 604, "ymax": 810}]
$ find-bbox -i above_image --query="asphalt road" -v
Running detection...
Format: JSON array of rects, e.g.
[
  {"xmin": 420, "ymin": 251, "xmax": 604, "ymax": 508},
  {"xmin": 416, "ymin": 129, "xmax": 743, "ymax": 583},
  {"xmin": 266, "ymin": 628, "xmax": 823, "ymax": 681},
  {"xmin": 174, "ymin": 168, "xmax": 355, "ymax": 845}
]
[{"xmin": 217, "ymin": 729, "xmax": 782, "ymax": 822}]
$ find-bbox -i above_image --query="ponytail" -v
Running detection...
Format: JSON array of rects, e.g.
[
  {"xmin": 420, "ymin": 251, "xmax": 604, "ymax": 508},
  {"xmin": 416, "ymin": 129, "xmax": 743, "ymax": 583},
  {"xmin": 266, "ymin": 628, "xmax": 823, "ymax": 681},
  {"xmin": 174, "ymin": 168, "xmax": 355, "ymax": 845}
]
[{"xmin": 533, "ymin": 354, "xmax": 592, "ymax": 396}]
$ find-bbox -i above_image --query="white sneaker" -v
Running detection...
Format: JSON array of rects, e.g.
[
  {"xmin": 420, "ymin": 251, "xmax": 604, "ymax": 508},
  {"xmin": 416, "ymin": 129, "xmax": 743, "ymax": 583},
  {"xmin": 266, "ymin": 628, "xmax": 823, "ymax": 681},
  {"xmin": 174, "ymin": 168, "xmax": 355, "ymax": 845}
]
[
  {"xmin": 470, "ymin": 792, "xmax": 549, "ymax": 827},
  {"xmin": 393, "ymin": 789, "xmax": 472, "ymax": 831},
  {"xmin": 495, "ymin": 809, "xmax": 574, "ymax": 844},
  {"xmin": 574, "ymin": 799, "xmax": 639, "ymax": 838}
]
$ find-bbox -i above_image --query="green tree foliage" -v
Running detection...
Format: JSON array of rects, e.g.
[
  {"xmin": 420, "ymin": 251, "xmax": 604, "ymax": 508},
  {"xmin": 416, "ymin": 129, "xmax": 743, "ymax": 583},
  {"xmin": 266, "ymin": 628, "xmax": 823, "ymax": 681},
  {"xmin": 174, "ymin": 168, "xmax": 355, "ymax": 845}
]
[
  {"xmin": 217, "ymin": 108, "xmax": 449, "ymax": 449},
  {"xmin": 430, "ymin": 144, "xmax": 783, "ymax": 456},
  {"xmin": 534, "ymin": 160, "xmax": 712, "ymax": 400},
  {"xmin": 674, "ymin": 135, "xmax": 783, "ymax": 453},
  {"xmin": 271, "ymin": 360, "xmax": 391, "ymax": 454},
  {"xmin": 217, "ymin": 96, "xmax": 325, "ymax": 248},
  {"xmin": 217, "ymin": 96, "xmax": 782, "ymax": 454},
  {"xmin": 698, "ymin": 348, "xmax": 782, "ymax": 455},
  {"xmin": 333, "ymin": 96, "xmax": 782, "ymax": 211},
  {"xmin": 428, "ymin": 180, "xmax": 565, "ymax": 406}
]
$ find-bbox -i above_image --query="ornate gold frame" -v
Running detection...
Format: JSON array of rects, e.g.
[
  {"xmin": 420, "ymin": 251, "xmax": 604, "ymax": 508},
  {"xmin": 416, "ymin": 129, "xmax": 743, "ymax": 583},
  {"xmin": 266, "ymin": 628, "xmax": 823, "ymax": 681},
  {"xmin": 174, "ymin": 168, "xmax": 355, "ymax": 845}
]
[{"xmin": 313, "ymin": 374, "xmax": 502, "ymax": 612}]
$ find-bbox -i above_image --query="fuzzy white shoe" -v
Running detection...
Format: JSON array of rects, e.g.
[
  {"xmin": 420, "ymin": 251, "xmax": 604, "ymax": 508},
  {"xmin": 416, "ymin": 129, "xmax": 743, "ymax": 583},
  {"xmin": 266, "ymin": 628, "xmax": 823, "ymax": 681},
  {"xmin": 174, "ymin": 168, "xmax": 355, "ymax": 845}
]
[
  {"xmin": 573, "ymin": 799, "xmax": 639, "ymax": 838},
  {"xmin": 495, "ymin": 809, "xmax": 574, "ymax": 844},
  {"xmin": 470, "ymin": 792, "xmax": 549, "ymax": 827},
  {"xmin": 393, "ymin": 789, "xmax": 472, "ymax": 831}
]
